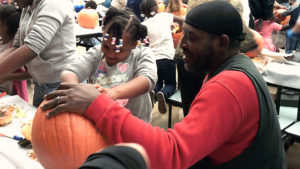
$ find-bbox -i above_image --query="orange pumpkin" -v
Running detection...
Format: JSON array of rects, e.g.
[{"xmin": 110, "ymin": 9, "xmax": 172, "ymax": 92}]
[
  {"xmin": 31, "ymin": 101, "xmax": 110, "ymax": 169},
  {"xmin": 77, "ymin": 9, "xmax": 99, "ymax": 29},
  {"xmin": 245, "ymin": 29, "xmax": 264, "ymax": 58},
  {"xmin": 274, "ymin": 9, "xmax": 291, "ymax": 26}
]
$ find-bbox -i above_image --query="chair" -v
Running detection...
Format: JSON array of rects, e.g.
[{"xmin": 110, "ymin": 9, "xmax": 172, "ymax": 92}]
[{"xmin": 165, "ymin": 90, "xmax": 183, "ymax": 128}]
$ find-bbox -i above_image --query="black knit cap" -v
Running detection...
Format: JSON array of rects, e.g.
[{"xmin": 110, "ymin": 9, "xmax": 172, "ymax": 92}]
[{"xmin": 185, "ymin": 1, "xmax": 245, "ymax": 40}]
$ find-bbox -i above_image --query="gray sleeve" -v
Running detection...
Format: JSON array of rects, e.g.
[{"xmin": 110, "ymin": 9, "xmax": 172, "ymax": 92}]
[
  {"xmin": 64, "ymin": 46, "xmax": 103, "ymax": 82},
  {"xmin": 133, "ymin": 47, "xmax": 157, "ymax": 91},
  {"xmin": 24, "ymin": 0, "xmax": 72, "ymax": 54}
]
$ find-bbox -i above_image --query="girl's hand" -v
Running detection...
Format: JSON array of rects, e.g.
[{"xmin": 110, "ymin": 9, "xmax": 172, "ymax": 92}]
[
  {"xmin": 94, "ymin": 84, "xmax": 101, "ymax": 89},
  {"xmin": 97, "ymin": 87, "xmax": 118, "ymax": 100}
]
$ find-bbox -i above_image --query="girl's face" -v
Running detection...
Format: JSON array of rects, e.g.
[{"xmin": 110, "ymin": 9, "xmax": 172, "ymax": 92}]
[
  {"xmin": 101, "ymin": 31, "xmax": 137, "ymax": 66},
  {"xmin": 15, "ymin": 0, "xmax": 34, "ymax": 8}
]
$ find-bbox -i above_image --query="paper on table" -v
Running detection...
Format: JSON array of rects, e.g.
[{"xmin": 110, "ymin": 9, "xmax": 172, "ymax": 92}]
[
  {"xmin": 0, "ymin": 95, "xmax": 36, "ymax": 137},
  {"xmin": 0, "ymin": 145, "xmax": 43, "ymax": 169},
  {"xmin": 0, "ymin": 95, "xmax": 43, "ymax": 169},
  {"xmin": 0, "ymin": 152, "xmax": 16, "ymax": 169}
]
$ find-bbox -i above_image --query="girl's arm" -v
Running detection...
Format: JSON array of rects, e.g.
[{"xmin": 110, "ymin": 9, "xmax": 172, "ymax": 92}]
[
  {"xmin": 61, "ymin": 71, "xmax": 80, "ymax": 83},
  {"xmin": 63, "ymin": 47, "xmax": 103, "ymax": 83},
  {"xmin": 99, "ymin": 76, "xmax": 150, "ymax": 100},
  {"xmin": 0, "ymin": 46, "xmax": 37, "ymax": 79},
  {"xmin": 173, "ymin": 15, "xmax": 184, "ymax": 28},
  {"xmin": 0, "ymin": 47, "xmax": 17, "ymax": 60}
]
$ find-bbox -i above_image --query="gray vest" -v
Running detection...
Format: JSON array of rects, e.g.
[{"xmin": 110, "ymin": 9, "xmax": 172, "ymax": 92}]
[{"xmin": 190, "ymin": 54, "xmax": 286, "ymax": 169}]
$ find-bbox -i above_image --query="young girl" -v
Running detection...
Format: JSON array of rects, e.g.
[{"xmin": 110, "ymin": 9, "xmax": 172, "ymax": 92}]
[
  {"xmin": 255, "ymin": 16, "xmax": 283, "ymax": 52},
  {"xmin": 140, "ymin": 0, "xmax": 183, "ymax": 114},
  {"xmin": 0, "ymin": 5, "xmax": 28, "ymax": 101},
  {"xmin": 61, "ymin": 7, "xmax": 157, "ymax": 122}
]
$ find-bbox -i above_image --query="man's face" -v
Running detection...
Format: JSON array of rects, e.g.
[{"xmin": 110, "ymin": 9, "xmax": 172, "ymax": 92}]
[{"xmin": 180, "ymin": 23, "xmax": 217, "ymax": 74}]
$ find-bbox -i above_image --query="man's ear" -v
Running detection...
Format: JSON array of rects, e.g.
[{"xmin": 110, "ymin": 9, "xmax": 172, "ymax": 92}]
[{"xmin": 216, "ymin": 34, "xmax": 230, "ymax": 52}]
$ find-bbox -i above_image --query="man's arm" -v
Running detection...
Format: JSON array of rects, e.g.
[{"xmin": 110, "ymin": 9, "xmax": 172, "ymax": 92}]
[{"xmin": 85, "ymin": 77, "xmax": 245, "ymax": 169}]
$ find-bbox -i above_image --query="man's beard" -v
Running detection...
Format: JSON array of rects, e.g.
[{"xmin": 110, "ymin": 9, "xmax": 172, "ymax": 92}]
[{"xmin": 184, "ymin": 51, "xmax": 215, "ymax": 74}]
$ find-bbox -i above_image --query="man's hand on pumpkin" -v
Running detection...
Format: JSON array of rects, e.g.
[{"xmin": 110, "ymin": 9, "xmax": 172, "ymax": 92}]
[{"xmin": 41, "ymin": 83, "xmax": 101, "ymax": 118}]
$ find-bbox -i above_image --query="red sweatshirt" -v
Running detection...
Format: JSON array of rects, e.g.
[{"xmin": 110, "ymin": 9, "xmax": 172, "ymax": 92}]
[{"xmin": 85, "ymin": 70, "xmax": 259, "ymax": 169}]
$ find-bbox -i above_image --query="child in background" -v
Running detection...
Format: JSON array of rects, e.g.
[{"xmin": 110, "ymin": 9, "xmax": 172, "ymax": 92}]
[
  {"xmin": 255, "ymin": 16, "xmax": 283, "ymax": 52},
  {"xmin": 140, "ymin": 0, "xmax": 183, "ymax": 114},
  {"xmin": 279, "ymin": 0, "xmax": 300, "ymax": 53},
  {"xmin": 61, "ymin": 8, "xmax": 157, "ymax": 122},
  {"xmin": 0, "ymin": 5, "xmax": 28, "ymax": 101}
]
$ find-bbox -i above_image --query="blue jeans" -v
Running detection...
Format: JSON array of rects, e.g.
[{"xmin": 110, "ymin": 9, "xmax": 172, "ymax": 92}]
[
  {"xmin": 33, "ymin": 81, "xmax": 60, "ymax": 107},
  {"xmin": 285, "ymin": 35, "xmax": 300, "ymax": 54},
  {"xmin": 154, "ymin": 59, "xmax": 176, "ymax": 98}
]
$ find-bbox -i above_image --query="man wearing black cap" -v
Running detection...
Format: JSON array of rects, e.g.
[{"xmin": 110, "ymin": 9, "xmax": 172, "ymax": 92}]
[{"xmin": 42, "ymin": 1, "xmax": 286, "ymax": 169}]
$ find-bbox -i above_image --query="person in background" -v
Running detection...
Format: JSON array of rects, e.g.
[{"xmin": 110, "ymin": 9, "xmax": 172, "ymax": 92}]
[
  {"xmin": 248, "ymin": 0, "xmax": 287, "ymax": 29},
  {"xmin": 42, "ymin": 1, "xmax": 286, "ymax": 169},
  {"xmin": 0, "ymin": 0, "xmax": 77, "ymax": 107},
  {"xmin": 126, "ymin": 0, "xmax": 143, "ymax": 21},
  {"xmin": 85, "ymin": 0, "xmax": 98, "ymax": 9},
  {"xmin": 279, "ymin": 0, "xmax": 300, "ymax": 53},
  {"xmin": 0, "ymin": 5, "xmax": 28, "ymax": 101},
  {"xmin": 61, "ymin": 7, "xmax": 157, "ymax": 122},
  {"xmin": 79, "ymin": 143, "xmax": 149, "ymax": 169},
  {"xmin": 255, "ymin": 15, "xmax": 283, "ymax": 52},
  {"xmin": 140, "ymin": 0, "xmax": 183, "ymax": 114}
]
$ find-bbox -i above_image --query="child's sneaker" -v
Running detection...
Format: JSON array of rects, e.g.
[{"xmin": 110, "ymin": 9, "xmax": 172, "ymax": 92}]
[
  {"xmin": 156, "ymin": 92, "xmax": 167, "ymax": 114},
  {"xmin": 149, "ymin": 90, "xmax": 155, "ymax": 108}
]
